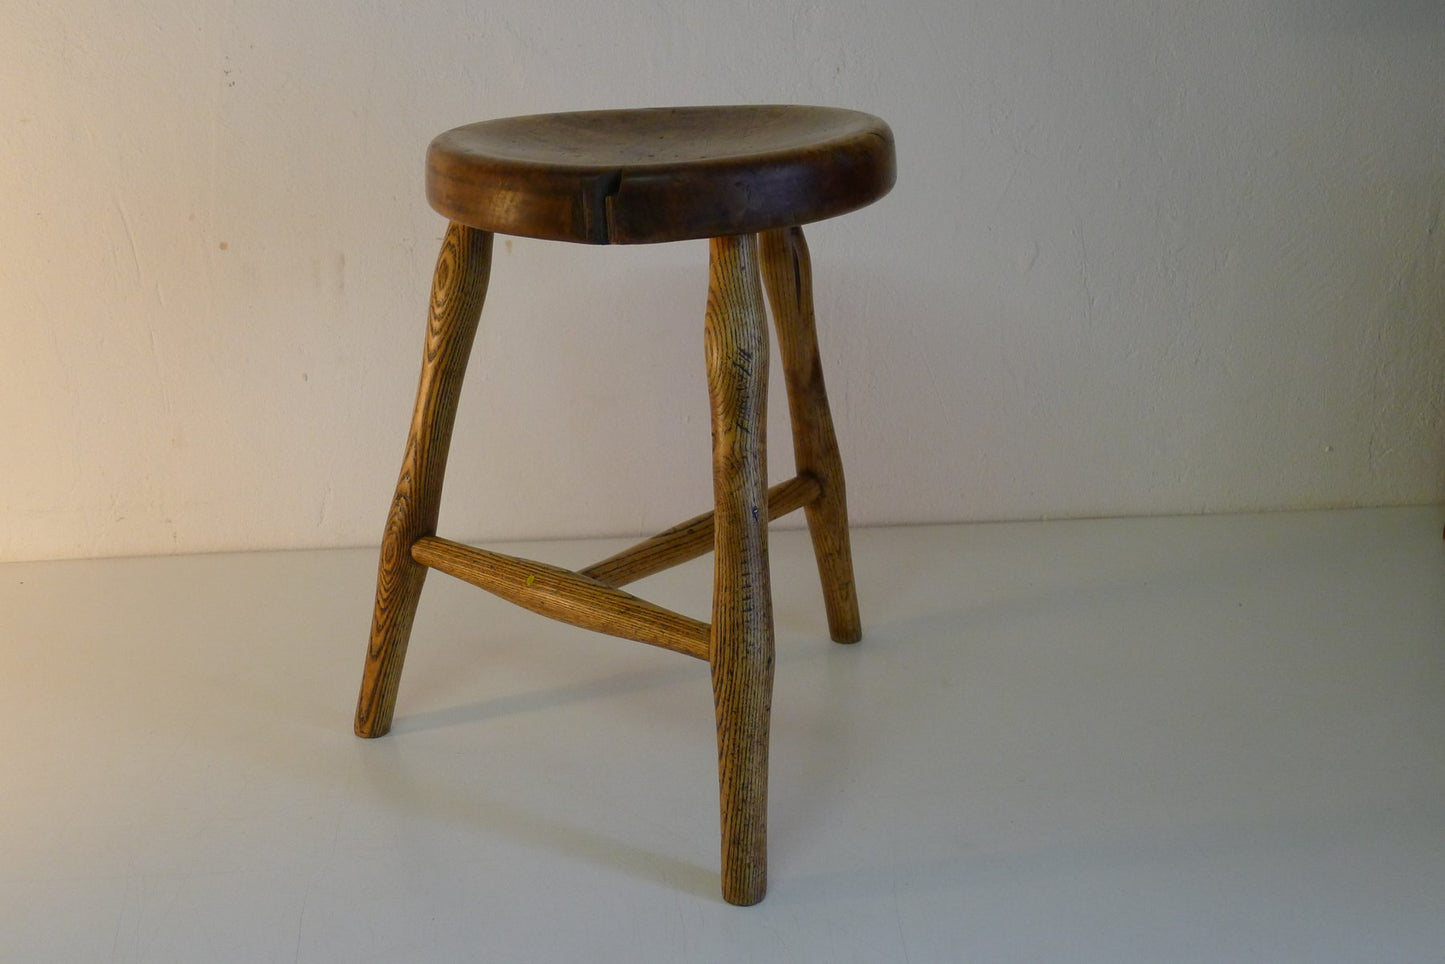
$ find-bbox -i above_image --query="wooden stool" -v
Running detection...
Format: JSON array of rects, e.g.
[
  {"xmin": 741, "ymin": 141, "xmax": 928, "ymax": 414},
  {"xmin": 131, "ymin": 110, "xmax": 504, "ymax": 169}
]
[{"xmin": 354, "ymin": 105, "xmax": 895, "ymax": 905}]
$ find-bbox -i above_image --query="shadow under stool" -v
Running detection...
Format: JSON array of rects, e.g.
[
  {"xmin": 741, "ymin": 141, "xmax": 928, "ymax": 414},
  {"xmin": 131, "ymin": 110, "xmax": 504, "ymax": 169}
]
[{"xmin": 353, "ymin": 105, "xmax": 896, "ymax": 905}]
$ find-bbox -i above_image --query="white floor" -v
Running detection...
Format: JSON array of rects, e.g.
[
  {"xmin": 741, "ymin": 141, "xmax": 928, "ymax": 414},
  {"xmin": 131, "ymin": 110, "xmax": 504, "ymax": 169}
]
[{"xmin": 1, "ymin": 508, "xmax": 1442, "ymax": 963}]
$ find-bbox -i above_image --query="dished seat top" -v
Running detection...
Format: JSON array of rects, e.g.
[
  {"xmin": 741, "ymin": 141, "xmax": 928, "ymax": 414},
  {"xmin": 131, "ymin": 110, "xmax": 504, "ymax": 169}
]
[{"xmin": 425, "ymin": 106, "xmax": 896, "ymax": 244}]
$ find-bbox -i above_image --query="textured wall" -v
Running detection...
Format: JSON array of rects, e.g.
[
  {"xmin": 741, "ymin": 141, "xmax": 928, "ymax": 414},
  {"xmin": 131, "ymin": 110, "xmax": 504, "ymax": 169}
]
[{"xmin": 2, "ymin": 0, "xmax": 1442, "ymax": 561}]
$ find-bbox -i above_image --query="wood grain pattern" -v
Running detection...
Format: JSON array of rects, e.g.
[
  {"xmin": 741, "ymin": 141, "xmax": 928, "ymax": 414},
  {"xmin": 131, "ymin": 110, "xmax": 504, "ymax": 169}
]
[
  {"xmin": 580, "ymin": 474, "xmax": 820, "ymax": 589},
  {"xmin": 426, "ymin": 106, "xmax": 896, "ymax": 244},
  {"xmin": 760, "ymin": 226, "xmax": 862, "ymax": 644},
  {"xmin": 411, "ymin": 536, "xmax": 710, "ymax": 660},
  {"xmin": 705, "ymin": 233, "xmax": 775, "ymax": 906},
  {"xmin": 354, "ymin": 223, "xmax": 493, "ymax": 738}
]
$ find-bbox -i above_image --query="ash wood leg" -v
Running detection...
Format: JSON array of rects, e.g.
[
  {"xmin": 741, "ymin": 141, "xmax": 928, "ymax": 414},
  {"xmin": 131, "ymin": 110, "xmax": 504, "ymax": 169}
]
[
  {"xmin": 759, "ymin": 226, "xmax": 862, "ymax": 644},
  {"xmin": 705, "ymin": 233, "xmax": 775, "ymax": 906},
  {"xmin": 355, "ymin": 223, "xmax": 493, "ymax": 738}
]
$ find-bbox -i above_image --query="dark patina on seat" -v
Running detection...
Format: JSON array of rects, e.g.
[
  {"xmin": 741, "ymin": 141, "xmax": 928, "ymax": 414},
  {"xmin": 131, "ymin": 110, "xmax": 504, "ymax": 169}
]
[{"xmin": 426, "ymin": 105, "xmax": 895, "ymax": 243}]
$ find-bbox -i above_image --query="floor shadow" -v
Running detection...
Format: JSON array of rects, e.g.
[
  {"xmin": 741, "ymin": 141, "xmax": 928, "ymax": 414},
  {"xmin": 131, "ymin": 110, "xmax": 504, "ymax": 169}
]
[
  {"xmin": 390, "ymin": 659, "xmax": 704, "ymax": 735},
  {"xmin": 358, "ymin": 739, "xmax": 720, "ymax": 899}
]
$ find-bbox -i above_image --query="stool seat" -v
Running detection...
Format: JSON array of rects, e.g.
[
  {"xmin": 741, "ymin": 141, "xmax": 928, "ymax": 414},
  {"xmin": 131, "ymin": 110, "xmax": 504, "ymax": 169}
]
[{"xmin": 426, "ymin": 105, "xmax": 895, "ymax": 244}]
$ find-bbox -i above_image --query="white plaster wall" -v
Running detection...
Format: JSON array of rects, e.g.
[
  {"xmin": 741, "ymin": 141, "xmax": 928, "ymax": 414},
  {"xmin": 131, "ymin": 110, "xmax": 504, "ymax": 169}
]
[{"xmin": 2, "ymin": 0, "xmax": 1442, "ymax": 562}]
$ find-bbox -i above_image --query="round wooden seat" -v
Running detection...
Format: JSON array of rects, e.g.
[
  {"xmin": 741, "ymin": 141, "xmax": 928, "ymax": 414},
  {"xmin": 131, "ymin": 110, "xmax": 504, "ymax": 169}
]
[{"xmin": 425, "ymin": 105, "xmax": 896, "ymax": 244}]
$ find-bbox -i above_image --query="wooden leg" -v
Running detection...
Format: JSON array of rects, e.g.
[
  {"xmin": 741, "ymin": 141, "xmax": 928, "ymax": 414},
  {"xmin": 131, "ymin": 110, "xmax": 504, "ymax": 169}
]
[
  {"xmin": 355, "ymin": 223, "xmax": 493, "ymax": 738},
  {"xmin": 705, "ymin": 233, "xmax": 775, "ymax": 906},
  {"xmin": 759, "ymin": 226, "xmax": 862, "ymax": 644}
]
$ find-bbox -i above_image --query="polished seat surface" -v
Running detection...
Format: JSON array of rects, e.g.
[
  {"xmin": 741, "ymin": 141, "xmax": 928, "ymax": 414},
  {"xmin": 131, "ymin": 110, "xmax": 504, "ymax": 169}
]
[{"xmin": 426, "ymin": 105, "xmax": 895, "ymax": 244}]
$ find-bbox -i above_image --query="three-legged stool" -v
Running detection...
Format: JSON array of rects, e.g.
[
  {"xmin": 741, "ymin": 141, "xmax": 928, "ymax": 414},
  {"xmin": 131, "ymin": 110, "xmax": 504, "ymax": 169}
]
[{"xmin": 354, "ymin": 106, "xmax": 895, "ymax": 905}]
